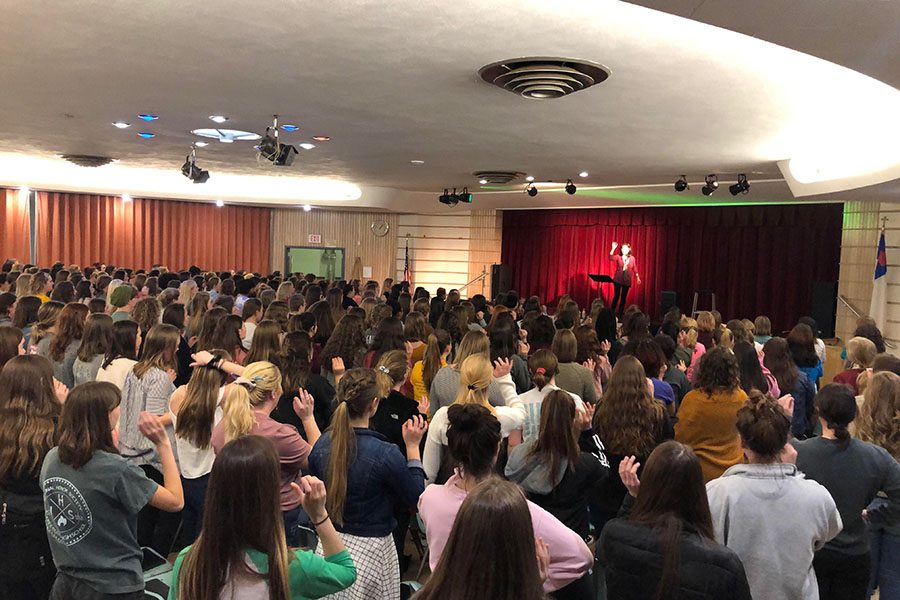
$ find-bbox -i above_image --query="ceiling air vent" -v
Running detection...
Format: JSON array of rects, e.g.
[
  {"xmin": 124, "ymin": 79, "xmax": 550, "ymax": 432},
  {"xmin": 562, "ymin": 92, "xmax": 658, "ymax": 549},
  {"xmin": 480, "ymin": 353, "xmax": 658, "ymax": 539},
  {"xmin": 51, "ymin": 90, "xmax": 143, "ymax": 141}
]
[
  {"xmin": 478, "ymin": 57, "xmax": 610, "ymax": 99},
  {"xmin": 473, "ymin": 171, "xmax": 524, "ymax": 184},
  {"xmin": 61, "ymin": 155, "xmax": 114, "ymax": 167}
]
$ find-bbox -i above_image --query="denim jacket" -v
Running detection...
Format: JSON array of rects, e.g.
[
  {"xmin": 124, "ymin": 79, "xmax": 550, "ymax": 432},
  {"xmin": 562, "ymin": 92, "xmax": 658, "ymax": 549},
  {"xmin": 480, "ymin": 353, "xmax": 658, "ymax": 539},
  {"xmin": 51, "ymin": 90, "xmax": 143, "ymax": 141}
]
[{"xmin": 308, "ymin": 428, "xmax": 425, "ymax": 537}]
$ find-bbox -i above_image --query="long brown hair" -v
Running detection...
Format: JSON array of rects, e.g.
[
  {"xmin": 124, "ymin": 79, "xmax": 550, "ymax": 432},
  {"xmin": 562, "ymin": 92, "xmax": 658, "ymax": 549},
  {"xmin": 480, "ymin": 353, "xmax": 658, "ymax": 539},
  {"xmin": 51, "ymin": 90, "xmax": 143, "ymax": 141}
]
[
  {"xmin": 0, "ymin": 326, "xmax": 23, "ymax": 369},
  {"xmin": 195, "ymin": 307, "xmax": 228, "ymax": 351},
  {"xmin": 245, "ymin": 320, "xmax": 282, "ymax": 366},
  {"xmin": 320, "ymin": 313, "xmax": 366, "ymax": 372},
  {"xmin": 415, "ymin": 478, "xmax": 545, "ymax": 600},
  {"xmin": 57, "ymin": 382, "xmax": 121, "ymax": 469},
  {"xmin": 48, "ymin": 303, "xmax": 89, "ymax": 361},
  {"xmin": 629, "ymin": 441, "xmax": 715, "ymax": 600},
  {"xmin": 0, "ymin": 355, "xmax": 61, "ymax": 482},
  {"xmin": 594, "ymin": 355, "xmax": 664, "ymax": 456},
  {"xmin": 76, "ymin": 313, "xmax": 113, "ymax": 362},
  {"xmin": 326, "ymin": 368, "xmax": 389, "ymax": 526},
  {"xmin": 280, "ymin": 331, "xmax": 313, "ymax": 393},
  {"xmin": 176, "ymin": 350, "xmax": 231, "ymax": 450},
  {"xmin": 404, "ymin": 311, "xmax": 429, "ymax": 344},
  {"xmin": 855, "ymin": 371, "xmax": 900, "ymax": 458},
  {"xmin": 422, "ymin": 329, "xmax": 451, "ymax": 394},
  {"xmin": 527, "ymin": 389, "xmax": 581, "ymax": 483},
  {"xmin": 175, "ymin": 436, "xmax": 291, "ymax": 600},
  {"xmin": 134, "ymin": 324, "xmax": 180, "ymax": 379},
  {"xmin": 762, "ymin": 337, "xmax": 799, "ymax": 393},
  {"xmin": 30, "ymin": 300, "xmax": 63, "ymax": 345}
]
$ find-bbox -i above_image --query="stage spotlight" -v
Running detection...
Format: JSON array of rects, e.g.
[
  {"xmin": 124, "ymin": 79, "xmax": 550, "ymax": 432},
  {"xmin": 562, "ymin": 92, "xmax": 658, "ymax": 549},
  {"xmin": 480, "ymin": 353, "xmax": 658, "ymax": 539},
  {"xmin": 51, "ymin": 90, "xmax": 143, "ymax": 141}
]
[
  {"xmin": 701, "ymin": 174, "xmax": 718, "ymax": 196},
  {"xmin": 526, "ymin": 183, "xmax": 538, "ymax": 197},
  {"xmin": 674, "ymin": 175, "xmax": 689, "ymax": 192},
  {"xmin": 181, "ymin": 147, "xmax": 210, "ymax": 183},
  {"xmin": 565, "ymin": 179, "xmax": 577, "ymax": 195},
  {"xmin": 439, "ymin": 189, "xmax": 458, "ymax": 206},
  {"xmin": 258, "ymin": 115, "xmax": 298, "ymax": 166},
  {"xmin": 455, "ymin": 187, "xmax": 473, "ymax": 203},
  {"xmin": 729, "ymin": 174, "xmax": 750, "ymax": 196}
]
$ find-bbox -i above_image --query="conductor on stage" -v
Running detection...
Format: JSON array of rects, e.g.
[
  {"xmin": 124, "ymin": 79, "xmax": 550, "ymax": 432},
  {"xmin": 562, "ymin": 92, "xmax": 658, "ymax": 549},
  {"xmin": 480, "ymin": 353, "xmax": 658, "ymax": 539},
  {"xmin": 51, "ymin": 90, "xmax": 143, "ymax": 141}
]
[{"xmin": 609, "ymin": 241, "xmax": 641, "ymax": 317}]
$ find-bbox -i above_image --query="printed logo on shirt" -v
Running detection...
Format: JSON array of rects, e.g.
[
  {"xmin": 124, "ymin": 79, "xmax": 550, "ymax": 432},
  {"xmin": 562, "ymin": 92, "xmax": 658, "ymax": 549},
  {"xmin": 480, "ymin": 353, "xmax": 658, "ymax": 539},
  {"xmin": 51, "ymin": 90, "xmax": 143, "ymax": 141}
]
[{"xmin": 44, "ymin": 477, "xmax": 92, "ymax": 546}]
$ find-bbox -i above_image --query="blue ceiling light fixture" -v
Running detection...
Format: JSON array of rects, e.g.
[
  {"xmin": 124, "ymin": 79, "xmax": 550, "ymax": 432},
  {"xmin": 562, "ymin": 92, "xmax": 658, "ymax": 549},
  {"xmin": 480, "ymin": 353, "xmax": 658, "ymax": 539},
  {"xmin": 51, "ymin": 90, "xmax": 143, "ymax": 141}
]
[
  {"xmin": 137, "ymin": 132, "xmax": 156, "ymax": 138},
  {"xmin": 137, "ymin": 114, "xmax": 159, "ymax": 121},
  {"xmin": 281, "ymin": 124, "xmax": 300, "ymax": 132}
]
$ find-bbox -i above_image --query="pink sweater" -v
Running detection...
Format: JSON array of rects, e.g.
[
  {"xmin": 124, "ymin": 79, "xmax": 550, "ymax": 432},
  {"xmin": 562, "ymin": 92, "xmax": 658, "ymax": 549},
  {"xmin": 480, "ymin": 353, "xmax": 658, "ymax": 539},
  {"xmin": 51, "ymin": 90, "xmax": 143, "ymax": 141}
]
[{"xmin": 418, "ymin": 474, "xmax": 593, "ymax": 592}]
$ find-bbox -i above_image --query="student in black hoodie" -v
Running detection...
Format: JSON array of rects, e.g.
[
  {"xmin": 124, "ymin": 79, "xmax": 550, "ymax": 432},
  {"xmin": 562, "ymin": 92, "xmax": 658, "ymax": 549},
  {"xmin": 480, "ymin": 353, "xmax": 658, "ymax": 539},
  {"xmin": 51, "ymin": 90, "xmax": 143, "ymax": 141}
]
[
  {"xmin": 599, "ymin": 441, "xmax": 751, "ymax": 600},
  {"xmin": 506, "ymin": 390, "xmax": 609, "ymax": 600}
]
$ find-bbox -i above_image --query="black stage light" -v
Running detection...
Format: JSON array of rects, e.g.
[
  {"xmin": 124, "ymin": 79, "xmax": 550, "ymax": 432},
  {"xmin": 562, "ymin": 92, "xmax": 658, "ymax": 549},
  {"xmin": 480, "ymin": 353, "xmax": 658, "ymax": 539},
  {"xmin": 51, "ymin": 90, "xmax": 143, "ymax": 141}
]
[
  {"xmin": 526, "ymin": 184, "xmax": 538, "ymax": 197},
  {"xmin": 273, "ymin": 144, "xmax": 298, "ymax": 166},
  {"xmin": 565, "ymin": 179, "xmax": 576, "ymax": 195},
  {"xmin": 674, "ymin": 175, "xmax": 689, "ymax": 192},
  {"xmin": 181, "ymin": 151, "xmax": 210, "ymax": 183},
  {"xmin": 729, "ymin": 174, "xmax": 750, "ymax": 196},
  {"xmin": 701, "ymin": 174, "xmax": 718, "ymax": 196},
  {"xmin": 258, "ymin": 128, "xmax": 279, "ymax": 159},
  {"xmin": 456, "ymin": 187, "xmax": 473, "ymax": 203},
  {"xmin": 439, "ymin": 189, "xmax": 457, "ymax": 206}
]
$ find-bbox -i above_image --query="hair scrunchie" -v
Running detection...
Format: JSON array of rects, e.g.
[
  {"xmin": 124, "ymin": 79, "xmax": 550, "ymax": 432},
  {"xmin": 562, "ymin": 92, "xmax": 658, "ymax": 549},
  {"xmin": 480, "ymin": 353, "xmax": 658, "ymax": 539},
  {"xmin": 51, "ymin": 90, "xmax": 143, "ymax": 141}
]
[
  {"xmin": 467, "ymin": 383, "xmax": 477, "ymax": 391},
  {"xmin": 377, "ymin": 365, "xmax": 390, "ymax": 375},
  {"xmin": 535, "ymin": 367, "xmax": 546, "ymax": 375}
]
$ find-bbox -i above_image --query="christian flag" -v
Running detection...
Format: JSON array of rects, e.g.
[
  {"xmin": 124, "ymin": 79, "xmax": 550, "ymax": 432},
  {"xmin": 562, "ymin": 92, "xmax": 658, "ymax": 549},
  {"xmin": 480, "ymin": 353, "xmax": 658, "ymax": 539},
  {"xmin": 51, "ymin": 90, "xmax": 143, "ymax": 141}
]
[
  {"xmin": 869, "ymin": 228, "xmax": 888, "ymax": 329},
  {"xmin": 404, "ymin": 238, "xmax": 411, "ymax": 283}
]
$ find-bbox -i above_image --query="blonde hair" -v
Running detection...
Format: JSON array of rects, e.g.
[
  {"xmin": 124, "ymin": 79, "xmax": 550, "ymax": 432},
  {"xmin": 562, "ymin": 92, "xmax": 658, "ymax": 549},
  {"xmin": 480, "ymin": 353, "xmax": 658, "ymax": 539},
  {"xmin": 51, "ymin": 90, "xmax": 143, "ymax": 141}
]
[
  {"xmin": 696, "ymin": 311, "xmax": 715, "ymax": 333},
  {"xmin": 680, "ymin": 317, "xmax": 699, "ymax": 349},
  {"xmin": 220, "ymin": 361, "xmax": 283, "ymax": 443},
  {"xmin": 178, "ymin": 280, "xmax": 198, "ymax": 305},
  {"xmin": 276, "ymin": 281, "xmax": 295, "ymax": 302},
  {"xmin": 15, "ymin": 274, "xmax": 33, "ymax": 298},
  {"xmin": 454, "ymin": 330, "xmax": 490, "ymax": 366},
  {"xmin": 375, "ymin": 350, "xmax": 409, "ymax": 387},
  {"xmin": 846, "ymin": 336, "xmax": 877, "ymax": 369},
  {"xmin": 453, "ymin": 354, "xmax": 494, "ymax": 412},
  {"xmin": 855, "ymin": 371, "xmax": 900, "ymax": 459}
]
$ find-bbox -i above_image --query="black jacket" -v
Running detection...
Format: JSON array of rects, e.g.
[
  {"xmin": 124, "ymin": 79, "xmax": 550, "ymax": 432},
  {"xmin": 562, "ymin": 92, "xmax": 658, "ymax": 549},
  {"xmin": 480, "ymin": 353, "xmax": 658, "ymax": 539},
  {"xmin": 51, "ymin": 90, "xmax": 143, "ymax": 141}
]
[{"xmin": 599, "ymin": 518, "xmax": 751, "ymax": 600}]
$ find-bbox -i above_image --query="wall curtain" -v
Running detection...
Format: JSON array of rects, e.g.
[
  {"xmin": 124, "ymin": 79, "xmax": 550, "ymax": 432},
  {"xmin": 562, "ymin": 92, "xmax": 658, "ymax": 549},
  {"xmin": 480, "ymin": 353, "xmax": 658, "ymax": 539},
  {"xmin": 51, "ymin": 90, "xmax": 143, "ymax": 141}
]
[
  {"xmin": 0, "ymin": 188, "xmax": 32, "ymax": 263},
  {"xmin": 36, "ymin": 192, "xmax": 272, "ymax": 273},
  {"xmin": 501, "ymin": 203, "xmax": 843, "ymax": 331}
]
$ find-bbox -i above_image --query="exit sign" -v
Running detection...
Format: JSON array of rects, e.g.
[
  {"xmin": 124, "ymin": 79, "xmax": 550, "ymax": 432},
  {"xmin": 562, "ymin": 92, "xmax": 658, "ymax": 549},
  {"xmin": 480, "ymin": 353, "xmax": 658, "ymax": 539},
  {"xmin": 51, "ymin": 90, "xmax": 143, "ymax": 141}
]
[{"xmin": 308, "ymin": 234, "xmax": 322, "ymax": 244}]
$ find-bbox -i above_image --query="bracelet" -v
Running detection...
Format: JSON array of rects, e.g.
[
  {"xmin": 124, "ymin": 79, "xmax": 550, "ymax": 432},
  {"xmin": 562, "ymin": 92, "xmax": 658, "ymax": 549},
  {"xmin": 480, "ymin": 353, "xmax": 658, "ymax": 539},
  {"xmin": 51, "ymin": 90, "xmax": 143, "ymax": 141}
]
[
  {"xmin": 312, "ymin": 513, "xmax": 330, "ymax": 527},
  {"xmin": 209, "ymin": 356, "xmax": 222, "ymax": 370}
]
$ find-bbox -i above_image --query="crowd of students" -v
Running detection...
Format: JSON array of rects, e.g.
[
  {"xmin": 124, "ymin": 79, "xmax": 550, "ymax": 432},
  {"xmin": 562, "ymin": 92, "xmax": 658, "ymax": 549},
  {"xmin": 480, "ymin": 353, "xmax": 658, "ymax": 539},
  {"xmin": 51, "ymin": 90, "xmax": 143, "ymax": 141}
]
[{"xmin": 0, "ymin": 258, "xmax": 898, "ymax": 600}]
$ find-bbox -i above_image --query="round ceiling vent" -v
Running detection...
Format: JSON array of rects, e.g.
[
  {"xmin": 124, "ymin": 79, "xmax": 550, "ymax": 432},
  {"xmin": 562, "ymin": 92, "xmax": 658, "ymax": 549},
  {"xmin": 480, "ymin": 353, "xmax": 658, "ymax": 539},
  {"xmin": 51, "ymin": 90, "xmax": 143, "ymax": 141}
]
[
  {"xmin": 191, "ymin": 128, "xmax": 261, "ymax": 143},
  {"xmin": 478, "ymin": 57, "xmax": 610, "ymax": 99},
  {"xmin": 61, "ymin": 155, "xmax": 114, "ymax": 167},
  {"xmin": 473, "ymin": 171, "xmax": 524, "ymax": 184}
]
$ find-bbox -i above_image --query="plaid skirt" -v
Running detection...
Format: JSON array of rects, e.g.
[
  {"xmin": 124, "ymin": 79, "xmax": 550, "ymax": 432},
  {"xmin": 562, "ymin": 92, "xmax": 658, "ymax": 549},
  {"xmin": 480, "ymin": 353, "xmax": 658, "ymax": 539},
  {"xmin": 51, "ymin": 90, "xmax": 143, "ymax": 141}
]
[{"xmin": 316, "ymin": 532, "xmax": 400, "ymax": 600}]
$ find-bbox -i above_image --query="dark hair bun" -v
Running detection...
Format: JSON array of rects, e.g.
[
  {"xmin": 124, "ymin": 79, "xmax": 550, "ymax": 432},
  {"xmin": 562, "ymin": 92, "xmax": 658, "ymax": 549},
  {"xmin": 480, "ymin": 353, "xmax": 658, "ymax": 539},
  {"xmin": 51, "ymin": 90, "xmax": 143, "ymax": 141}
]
[{"xmin": 447, "ymin": 403, "xmax": 491, "ymax": 432}]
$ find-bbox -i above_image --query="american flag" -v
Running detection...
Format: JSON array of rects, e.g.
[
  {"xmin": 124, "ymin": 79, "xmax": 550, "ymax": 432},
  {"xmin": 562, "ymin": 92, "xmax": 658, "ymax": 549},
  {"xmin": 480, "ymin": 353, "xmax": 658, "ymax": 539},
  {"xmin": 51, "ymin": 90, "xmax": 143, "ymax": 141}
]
[{"xmin": 404, "ymin": 237, "xmax": 411, "ymax": 283}]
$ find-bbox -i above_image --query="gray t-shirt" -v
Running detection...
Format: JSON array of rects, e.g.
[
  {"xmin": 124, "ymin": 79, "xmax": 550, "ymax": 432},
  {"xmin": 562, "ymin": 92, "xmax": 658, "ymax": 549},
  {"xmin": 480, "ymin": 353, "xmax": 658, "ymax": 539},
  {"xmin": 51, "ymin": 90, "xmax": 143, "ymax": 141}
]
[
  {"xmin": 37, "ymin": 334, "xmax": 80, "ymax": 389},
  {"xmin": 73, "ymin": 354, "xmax": 104, "ymax": 386},
  {"xmin": 40, "ymin": 448, "xmax": 157, "ymax": 594}
]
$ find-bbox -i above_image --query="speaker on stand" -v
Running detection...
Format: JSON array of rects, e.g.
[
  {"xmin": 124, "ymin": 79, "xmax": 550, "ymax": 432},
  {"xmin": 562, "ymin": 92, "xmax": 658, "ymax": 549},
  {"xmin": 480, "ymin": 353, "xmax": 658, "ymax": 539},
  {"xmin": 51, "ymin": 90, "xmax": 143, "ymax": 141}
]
[{"xmin": 491, "ymin": 264, "xmax": 511, "ymax": 299}]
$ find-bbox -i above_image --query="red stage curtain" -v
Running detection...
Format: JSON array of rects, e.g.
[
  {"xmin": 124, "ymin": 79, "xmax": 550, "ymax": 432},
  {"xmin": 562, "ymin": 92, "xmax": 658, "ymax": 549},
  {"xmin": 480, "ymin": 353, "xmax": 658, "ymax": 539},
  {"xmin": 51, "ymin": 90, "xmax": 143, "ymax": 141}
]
[
  {"xmin": 0, "ymin": 188, "xmax": 32, "ymax": 263},
  {"xmin": 501, "ymin": 204, "xmax": 843, "ymax": 332},
  {"xmin": 36, "ymin": 192, "xmax": 272, "ymax": 273}
]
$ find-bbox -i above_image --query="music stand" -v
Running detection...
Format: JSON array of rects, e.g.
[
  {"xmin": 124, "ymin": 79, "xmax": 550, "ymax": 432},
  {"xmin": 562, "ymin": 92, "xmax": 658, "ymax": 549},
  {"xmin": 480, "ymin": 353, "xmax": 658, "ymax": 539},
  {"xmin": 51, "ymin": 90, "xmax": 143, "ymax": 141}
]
[{"xmin": 589, "ymin": 274, "xmax": 615, "ymax": 305}]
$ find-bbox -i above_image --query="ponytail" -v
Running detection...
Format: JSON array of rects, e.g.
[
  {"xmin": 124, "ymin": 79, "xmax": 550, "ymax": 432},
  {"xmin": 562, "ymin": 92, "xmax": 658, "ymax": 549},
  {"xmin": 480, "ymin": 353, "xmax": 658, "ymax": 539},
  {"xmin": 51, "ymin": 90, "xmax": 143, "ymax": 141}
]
[
  {"xmin": 220, "ymin": 383, "xmax": 255, "ymax": 443},
  {"xmin": 814, "ymin": 383, "xmax": 857, "ymax": 446},
  {"xmin": 325, "ymin": 368, "xmax": 384, "ymax": 526},
  {"xmin": 453, "ymin": 355, "xmax": 493, "ymax": 410},
  {"xmin": 423, "ymin": 329, "xmax": 451, "ymax": 393},
  {"xmin": 528, "ymin": 349, "xmax": 558, "ymax": 392}
]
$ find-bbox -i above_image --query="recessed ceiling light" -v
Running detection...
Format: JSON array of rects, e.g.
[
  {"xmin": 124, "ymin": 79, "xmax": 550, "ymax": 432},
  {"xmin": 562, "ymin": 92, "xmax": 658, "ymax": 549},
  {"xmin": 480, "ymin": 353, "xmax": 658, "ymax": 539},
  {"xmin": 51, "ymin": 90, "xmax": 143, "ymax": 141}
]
[
  {"xmin": 281, "ymin": 124, "xmax": 300, "ymax": 132},
  {"xmin": 312, "ymin": 135, "xmax": 330, "ymax": 141},
  {"xmin": 579, "ymin": 171, "xmax": 589, "ymax": 178},
  {"xmin": 192, "ymin": 128, "xmax": 260, "ymax": 143},
  {"xmin": 299, "ymin": 143, "xmax": 316, "ymax": 150},
  {"xmin": 303, "ymin": 204, "xmax": 312, "ymax": 212},
  {"xmin": 479, "ymin": 179, "xmax": 488, "ymax": 184},
  {"xmin": 209, "ymin": 115, "xmax": 229, "ymax": 124},
  {"xmin": 215, "ymin": 200, "xmax": 225, "ymax": 207},
  {"xmin": 137, "ymin": 132, "xmax": 155, "ymax": 139},
  {"xmin": 411, "ymin": 160, "xmax": 425, "ymax": 164},
  {"xmin": 122, "ymin": 193, "xmax": 132, "ymax": 203},
  {"xmin": 194, "ymin": 141, "xmax": 208, "ymax": 147},
  {"xmin": 112, "ymin": 122, "xmax": 130, "ymax": 129},
  {"xmin": 137, "ymin": 114, "xmax": 158, "ymax": 121},
  {"xmin": 525, "ymin": 175, "xmax": 535, "ymax": 182}
]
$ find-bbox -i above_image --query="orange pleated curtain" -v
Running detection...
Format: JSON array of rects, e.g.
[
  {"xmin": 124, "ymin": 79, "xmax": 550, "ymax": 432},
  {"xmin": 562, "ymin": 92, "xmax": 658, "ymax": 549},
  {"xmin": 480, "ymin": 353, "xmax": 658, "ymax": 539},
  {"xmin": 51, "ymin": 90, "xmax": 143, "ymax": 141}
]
[
  {"xmin": 0, "ymin": 188, "xmax": 32, "ymax": 263},
  {"xmin": 36, "ymin": 192, "xmax": 271, "ymax": 273}
]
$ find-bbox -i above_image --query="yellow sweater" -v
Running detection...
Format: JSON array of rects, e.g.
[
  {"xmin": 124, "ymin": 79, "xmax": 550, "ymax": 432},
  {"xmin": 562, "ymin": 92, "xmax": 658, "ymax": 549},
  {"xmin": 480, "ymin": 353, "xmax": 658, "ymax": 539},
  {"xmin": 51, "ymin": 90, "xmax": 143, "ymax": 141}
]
[
  {"xmin": 410, "ymin": 358, "xmax": 447, "ymax": 402},
  {"xmin": 675, "ymin": 388, "xmax": 748, "ymax": 483}
]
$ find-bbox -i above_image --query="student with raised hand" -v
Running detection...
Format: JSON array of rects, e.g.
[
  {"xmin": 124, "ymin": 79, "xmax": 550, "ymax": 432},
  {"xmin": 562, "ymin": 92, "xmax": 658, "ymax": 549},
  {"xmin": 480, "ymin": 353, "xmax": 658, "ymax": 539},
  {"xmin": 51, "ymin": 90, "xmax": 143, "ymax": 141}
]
[
  {"xmin": 307, "ymin": 368, "xmax": 427, "ymax": 600},
  {"xmin": 0, "ymin": 356, "xmax": 62, "ymax": 600},
  {"xmin": 599, "ymin": 442, "xmax": 752, "ymax": 600},
  {"xmin": 705, "ymin": 391, "xmax": 841, "ymax": 600},
  {"xmin": 211, "ymin": 360, "xmax": 319, "ymax": 546},
  {"xmin": 169, "ymin": 436, "xmax": 356, "ymax": 600},
  {"xmin": 795, "ymin": 384, "xmax": 900, "ymax": 600},
  {"xmin": 169, "ymin": 349, "xmax": 231, "ymax": 544},
  {"xmin": 118, "ymin": 323, "xmax": 181, "ymax": 555},
  {"xmin": 40, "ymin": 383, "xmax": 183, "ymax": 600},
  {"xmin": 675, "ymin": 347, "xmax": 749, "ymax": 482},
  {"xmin": 271, "ymin": 331, "xmax": 336, "ymax": 440},
  {"xmin": 424, "ymin": 354, "xmax": 525, "ymax": 484},
  {"xmin": 418, "ymin": 404, "xmax": 592, "ymax": 595}
]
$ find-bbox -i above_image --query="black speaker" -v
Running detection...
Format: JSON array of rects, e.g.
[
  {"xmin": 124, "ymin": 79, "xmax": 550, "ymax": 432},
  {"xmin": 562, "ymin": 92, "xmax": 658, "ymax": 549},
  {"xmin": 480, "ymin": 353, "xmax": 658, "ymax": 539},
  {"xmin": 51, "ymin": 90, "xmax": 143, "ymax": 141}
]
[
  {"xmin": 491, "ymin": 264, "xmax": 511, "ymax": 297},
  {"xmin": 660, "ymin": 291, "xmax": 678, "ymax": 316},
  {"xmin": 810, "ymin": 281, "xmax": 837, "ymax": 339}
]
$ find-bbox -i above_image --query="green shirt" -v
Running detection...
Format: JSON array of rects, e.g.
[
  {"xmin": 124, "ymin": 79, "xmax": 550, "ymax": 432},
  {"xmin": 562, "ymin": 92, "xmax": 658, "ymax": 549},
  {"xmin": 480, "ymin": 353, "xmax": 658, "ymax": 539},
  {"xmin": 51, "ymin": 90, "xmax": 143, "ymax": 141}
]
[{"xmin": 169, "ymin": 546, "xmax": 356, "ymax": 600}]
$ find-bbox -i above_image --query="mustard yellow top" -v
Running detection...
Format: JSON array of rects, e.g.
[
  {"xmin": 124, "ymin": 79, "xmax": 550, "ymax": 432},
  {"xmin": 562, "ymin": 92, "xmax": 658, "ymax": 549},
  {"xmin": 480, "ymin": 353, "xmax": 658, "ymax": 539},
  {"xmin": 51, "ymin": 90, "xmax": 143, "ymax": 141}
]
[{"xmin": 410, "ymin": 357, "xmax": 447, "ymax": 402}]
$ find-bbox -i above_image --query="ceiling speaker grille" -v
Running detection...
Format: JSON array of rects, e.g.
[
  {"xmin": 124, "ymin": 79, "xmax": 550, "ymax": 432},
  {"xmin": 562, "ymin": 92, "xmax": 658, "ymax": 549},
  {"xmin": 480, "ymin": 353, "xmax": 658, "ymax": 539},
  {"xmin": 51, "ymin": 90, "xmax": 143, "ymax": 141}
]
[
  {"xmin": 61, "ymin": 155, "xmax": 114, "ymax": 167},
  {"xmin": 479, "ymin": 57, "xmax": 610, "ymax": 99},
  {"xmin": 473, "ymin": 171, "xmax": 524, "ymax": 184}
]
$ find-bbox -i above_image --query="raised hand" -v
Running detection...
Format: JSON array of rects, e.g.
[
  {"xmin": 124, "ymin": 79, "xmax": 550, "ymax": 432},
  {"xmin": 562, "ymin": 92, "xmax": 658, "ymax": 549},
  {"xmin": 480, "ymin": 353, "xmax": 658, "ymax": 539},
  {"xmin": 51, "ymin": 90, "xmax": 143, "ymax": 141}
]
[
  {"xmin": 293, "ymin": 389, "xmax": 315, "ymax": 420},
  {"xmin": 417, "ymin": 395, "xmax": 430, "ymax": 416},
  {"xmin": 331, "ymin": 357, "xmax": 346, "ymax": 376},
  {"xmin": 611, "ymin": 241, "xmax": 618, "ymax": 251},
  {"xmin": 677, "ymin": 360, "xmax": 688, "ymax": 373},
  {"xmin": 535, "ymin": 537, "xmax": 551, "ymax": 582},
  {"xmin": 576, "ymin": 402, "xmax": 595, "ymax": 431},
  {"xmin": 776, "ymin": 394, "xmax": 794, "ymax": 417},
  {"xmin": 492, "ymin": 357, "xmax": 512, "ymax": 378},
  {"xmin": 290, "ymin": 475, "xmax": 328, "ymax": 523},
  {"xmin": 190, "ymin": 350, "xmax": 214, "ymax": 367},
  {"xmin": 600, "ymin": 339, "xmax": 611, "ymax": 355},
  {"xmin": 402, "ymin": 414, "xmax": 428, "ymax": 447},
  {"xmin": 619, "ymin": 455, "xmax": 641, "ymax": 497},
  {"xmin": 138, "ymin": 412, "xmax": 169, "ymax": 446},
  {"xmin": 54, "ymin": 378, "xmax": 69, "ymax": 403},
  {"xmin": 583, "ymin": 357, "xmax": 596, "ymax": 373}
]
